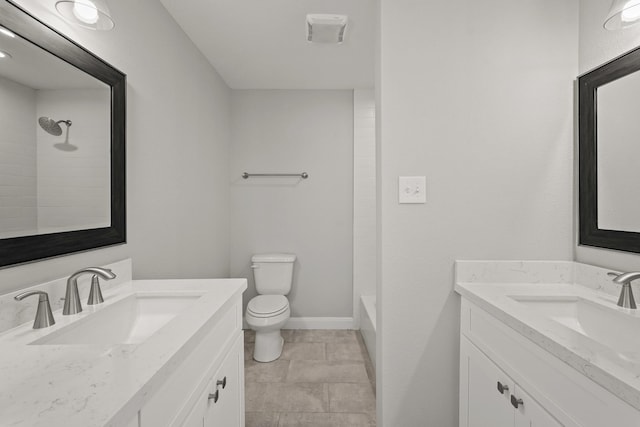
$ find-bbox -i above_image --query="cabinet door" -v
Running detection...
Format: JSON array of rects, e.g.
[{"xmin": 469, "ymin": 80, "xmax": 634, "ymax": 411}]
[
  {"xmin": 205, "ymin": 335, "xmax": 243, "ymax": 427},
  {"xmin": 513, "ymin": 385, "xmax": 563, "ymax": 427},
  {"xmin": 461, "ymin": 337, "xmax": 514, "ymax": 427},
  {"xmin": 181, "ymin": 380, "xmax": 210, "ymax": 427}
]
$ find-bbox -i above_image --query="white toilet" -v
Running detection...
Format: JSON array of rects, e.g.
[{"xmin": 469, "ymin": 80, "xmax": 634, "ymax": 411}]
[{"xmin": 245, "ymin": 253, "xmax": 296, "ymax": 362}]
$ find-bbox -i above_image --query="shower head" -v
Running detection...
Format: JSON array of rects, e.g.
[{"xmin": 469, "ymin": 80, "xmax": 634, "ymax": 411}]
[{"xmin": 38, "ymin": 116, "xmax": 72, "ymax": 136}]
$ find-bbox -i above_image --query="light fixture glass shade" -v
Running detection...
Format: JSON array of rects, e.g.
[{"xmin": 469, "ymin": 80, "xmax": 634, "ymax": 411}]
[
  {"xmin": 604, "ymin": 0, "xmax": 640, "ymax": 30},
  {"xmin": 55, "ymin": 0, "xmax": 114, "ymax": 31}
]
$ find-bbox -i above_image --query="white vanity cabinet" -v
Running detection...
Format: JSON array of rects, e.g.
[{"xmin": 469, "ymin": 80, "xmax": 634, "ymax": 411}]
[
  {"xmin": 140, "ymin": 295, "xmax": 245, "ymax": 427},
  {"xmin": 0, "ymin": 274, "xmax": 248, "ymax": 427},
  {"xmin": 205, "ymin": 334, "xmax": 243, "ymax": 426},
  {"xmin": 459, "ymin": 297, "xmax": 640, "ymax": 427},
  {"xmin": 462, "ymin": 335, "xmax": 560, "ymax": 427},
  {"xmin": 182, "ymin": 335, "xmax": 243, "ymax": 427}
]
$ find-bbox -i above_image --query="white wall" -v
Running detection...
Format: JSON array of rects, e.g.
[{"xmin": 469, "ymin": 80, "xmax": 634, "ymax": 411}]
[
  {"xmin": 230, "ymin": 90, "xmax": 353, "ymax": 320},
  {"xmin": 576, "ymin": 0, "xmax": 640, "ymax": 271},
  {"xmin": 36, "ymin": 89, "xmax": 111, "ymax": 234},
  {"xmin": 0, "ymin": 76, "xmax": 37, "ymax": 238},
  {"xmin": 0, "ymin": 0, "xmax": 231, "ymax": 294},
  {"xmin": 353, "ymin": 89, "xmax": 376, "ymax": 327},
  {"xmin": 377, "ymin": 0, "xmax": 577, "ymax": 425}
]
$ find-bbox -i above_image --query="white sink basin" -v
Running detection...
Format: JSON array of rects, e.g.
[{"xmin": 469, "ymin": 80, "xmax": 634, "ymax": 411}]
[
  {"xmin": 32, "ymin": 292, "xmax": 202, "ymax": 345},
  {"xmin": 510, "ymin": 296, "xmax": 640, "ymax": 361}
]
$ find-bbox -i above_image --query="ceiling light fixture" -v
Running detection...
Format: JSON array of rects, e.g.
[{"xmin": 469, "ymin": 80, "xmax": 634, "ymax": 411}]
[
  {"xmin": 306, "ymin": 14, "xmax": 348, "ymax": 44},
  {"xmin": 55, "ymin": 0, "xmax": 114, "ymax": 31},
  {"xmin": 604, "ymin": 0, "xmax": 640, "ymax": 30}
]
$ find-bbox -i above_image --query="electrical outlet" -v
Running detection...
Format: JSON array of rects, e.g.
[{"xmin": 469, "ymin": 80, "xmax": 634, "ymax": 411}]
[{"xmin": 398, "ymin": 176, "xmax": 426, "ymax": 204}]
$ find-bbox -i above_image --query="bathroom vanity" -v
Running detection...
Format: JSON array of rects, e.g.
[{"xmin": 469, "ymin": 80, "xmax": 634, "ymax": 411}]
[
  {"xmin": 456, "ymin": 261, "xmax": 640, "ymax": 427},
  {"xmin": 0, "ymin": 260, "xmax": 246, "ymax": 427}
]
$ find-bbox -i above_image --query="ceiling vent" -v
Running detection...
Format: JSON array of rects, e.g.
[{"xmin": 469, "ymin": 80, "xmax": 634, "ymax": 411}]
[{"xmin": 306, "ymin": 14, "xmax": 348, "ymax": 44}]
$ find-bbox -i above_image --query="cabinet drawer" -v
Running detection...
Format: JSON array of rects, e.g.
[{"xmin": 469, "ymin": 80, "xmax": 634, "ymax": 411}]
[
  {"xmin": 140, "ymin": 299, "xmax": 241, "ymax": 426},
  {"xmin": 461, "ymin": 299, "xmax": 640, "ymax": 427}
]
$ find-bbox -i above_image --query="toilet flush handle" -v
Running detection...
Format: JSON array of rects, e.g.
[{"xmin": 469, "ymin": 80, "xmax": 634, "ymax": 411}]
[{"xmin": 251, "ymin": 264, "xmax": 259, "ymax": 269}]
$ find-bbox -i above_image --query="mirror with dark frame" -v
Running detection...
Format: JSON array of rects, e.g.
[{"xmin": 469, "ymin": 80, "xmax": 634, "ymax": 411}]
[
  {"xmin": 579, "ymin": 45, "xmax": 640, "ymax": 254},
  {"xmin": 0, "ymin": 1, "xmax": 125, "ymax": 267}
]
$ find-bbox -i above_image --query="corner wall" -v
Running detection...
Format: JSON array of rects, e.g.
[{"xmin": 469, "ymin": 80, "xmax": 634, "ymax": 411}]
[
  {"xmin": 377, "ymin": 0, "xmax": 577, "ymax": 424},
  {"xmin": 576, "ymin": 0, "xmax": 640, "ymax": 271},
  {"xmin": 353, "ymin": 89, "xmax": 376, "ymax": 327},
  {"xmin": 0, "ymin": 0, "xmax": 231, "ymax": 294}
]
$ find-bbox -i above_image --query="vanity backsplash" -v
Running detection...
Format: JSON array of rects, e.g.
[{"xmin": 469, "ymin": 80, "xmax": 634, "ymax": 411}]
[
  {"xmin": 455, "ymin": 260, "xmax": 634, "ymax": 298},
  {"xmin": 0, "ymin": 259, "xmax": 132, "ymax": 333}
]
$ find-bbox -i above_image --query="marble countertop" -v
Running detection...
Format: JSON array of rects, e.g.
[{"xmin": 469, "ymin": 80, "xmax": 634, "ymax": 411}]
[
  {"xmin": 0, "ymin": 278, "xmax": 247, "ymax": 427},
  {"xmin": 456, "ymin": 280, "xmax": 640, "ymax": 412}
]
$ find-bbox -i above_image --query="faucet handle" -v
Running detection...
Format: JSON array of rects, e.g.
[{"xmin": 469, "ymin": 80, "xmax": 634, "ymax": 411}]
[
  {"xmin": 607, "ymin": 272, "xmax": 619, "ymax": 278},
  {"xmin": 87, "ymin": 275, "xmax": 104, "ymax": 305},
  {"xmin": 14, "ymin": 291, "xmax": 56, "ymax": 329}
]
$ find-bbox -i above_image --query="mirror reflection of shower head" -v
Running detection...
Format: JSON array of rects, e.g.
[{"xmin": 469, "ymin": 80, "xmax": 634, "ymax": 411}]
[{"xmin": 38, "ymin": 116, "xmax": 72, "ymax": 136}]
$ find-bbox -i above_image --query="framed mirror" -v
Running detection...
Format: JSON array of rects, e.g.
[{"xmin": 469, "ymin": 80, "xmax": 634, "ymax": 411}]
[
  {"xmin": 579, "ymin": 45, "xmax": 640, "ymax": 253},
  {"xmin": 0, "ymin": 1, "xmax": 125, "ymax": 267}
]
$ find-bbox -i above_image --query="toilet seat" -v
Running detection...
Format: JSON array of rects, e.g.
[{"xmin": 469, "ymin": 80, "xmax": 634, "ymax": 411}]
[{"xmin": 247, "ymin": 295, "xmax": 289, "ymax": 318}]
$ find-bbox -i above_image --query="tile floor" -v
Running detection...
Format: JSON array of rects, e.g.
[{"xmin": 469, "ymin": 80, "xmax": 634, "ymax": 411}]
[{"xmin": 244, "ymin": 329, "xmax": 376, "ymax": 427}]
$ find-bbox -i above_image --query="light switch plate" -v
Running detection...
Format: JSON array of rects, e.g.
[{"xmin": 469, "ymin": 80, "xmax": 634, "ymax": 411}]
[{"xmin": 398, "ymin": 176, "xmax": 426, "ymax": 204}]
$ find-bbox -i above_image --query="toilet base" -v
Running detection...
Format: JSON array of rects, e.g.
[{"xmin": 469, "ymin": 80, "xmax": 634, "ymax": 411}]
[{"xmin": 253, "ymin": 330, "xmax": 284, "ymax": 363}]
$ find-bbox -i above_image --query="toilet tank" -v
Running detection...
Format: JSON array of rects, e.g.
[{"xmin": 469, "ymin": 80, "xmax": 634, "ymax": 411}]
[{"xmin": 251, "ymin": 253, "xmax": 296, "ymax": 295}]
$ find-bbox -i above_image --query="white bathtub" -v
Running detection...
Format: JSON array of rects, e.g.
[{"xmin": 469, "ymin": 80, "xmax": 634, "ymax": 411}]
[{"xmin": 359, "ymin": 295, "xmax": 376, "ymax": 370}]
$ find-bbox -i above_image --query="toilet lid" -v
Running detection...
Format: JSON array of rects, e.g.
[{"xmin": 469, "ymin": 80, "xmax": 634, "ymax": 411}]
[{"xmin": 247, "ymin": 295, "xmax": 289, "ymax": 317}]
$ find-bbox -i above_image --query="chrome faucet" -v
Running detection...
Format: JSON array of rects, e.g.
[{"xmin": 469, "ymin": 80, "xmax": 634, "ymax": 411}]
[
  {"xmin": 14, "ymin": 291, "xmax": 55, "ymax": 329},
  {"xmin": 608, "ymin": 272, "xmax": 639, "ymax": 309},
  {"xmin": 63, "ymin": 267, "xmax": 116, "ymax": 315}
]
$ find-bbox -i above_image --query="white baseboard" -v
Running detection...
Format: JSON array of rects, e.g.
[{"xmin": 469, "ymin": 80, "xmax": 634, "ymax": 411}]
[{"xmin": 242, "ymin": 317, "xmax": 356, "ymax": 330}]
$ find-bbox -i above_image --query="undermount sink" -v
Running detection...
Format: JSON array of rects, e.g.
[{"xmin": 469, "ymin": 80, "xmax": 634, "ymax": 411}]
[
  {"xmin": 510, "ymin": 296, "xmax": 640, "ymax": 361},
  {"xmin": 32, "ymin": 292, "xmax": 202, "ymax": 346}
]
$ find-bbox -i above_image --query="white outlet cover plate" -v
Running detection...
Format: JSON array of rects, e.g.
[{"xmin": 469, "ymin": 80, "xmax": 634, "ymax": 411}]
[{"xmin": 398, "ymin": 176, "xmax": 426, "ymax": 204}]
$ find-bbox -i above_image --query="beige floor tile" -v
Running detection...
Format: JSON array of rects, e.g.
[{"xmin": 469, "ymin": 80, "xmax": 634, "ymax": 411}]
[
  {"xmin": 245, "ymin": 329, "xmax": 377, "ymax": 426},
  {"xmin": 289, "ymin": 330, "xmax": 359, "ymax": 344},
  {"xmin": 328, "ymin": 383, "xmax": 376, "ymax": 413},
  {"xmin": 245, "ymin": 342, "xmax": 255, "ymax": 361},
  {"xmin": 261, "ymin": 383, "xmax": 329, "ymax": 412},
  {"xmin": 245, "ymin": 382, "xmax": 269, "ymax": 412},
  {"xmin": 245, "ymin": 412, "xmax": 280, "ymax": 427},
  {"xmin": 281, "ymin": 342, "xmax": 326, "ymax": 360},
  {"xmin": 326, "ymin": 342, "xmax": 366, "ymax": 361},
  {"xmin": 286, "ymin": 360, "xmax": 369, "ymax": 383},
  {"xmin": 281, "ymin": 329, "xmax": 295, "ymax": 342},
  {"xmin": 245, "ymin": 359, "xmax": 290, "ymax": 383},
  {"xmin": 278, "ymin": 412, "xmax": 375, "ymax": 427}
]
